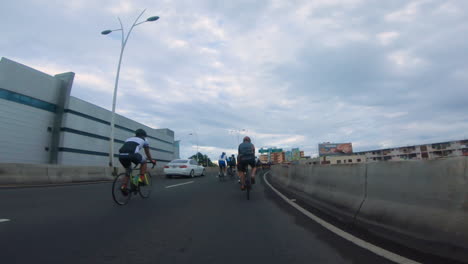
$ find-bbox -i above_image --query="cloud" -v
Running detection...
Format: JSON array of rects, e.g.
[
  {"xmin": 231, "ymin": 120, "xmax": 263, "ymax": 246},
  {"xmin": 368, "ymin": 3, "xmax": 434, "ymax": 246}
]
[
  {"xmin": 108, "ymin": 1, "xmax": 138, "ymax": 15},
  {"xmin": 387, "ymin": 50, "xmax": 427, "ymax": 69},
  {"xmin": 385, "ymin": 1, "xmax": 426, "ymax": 22},
  {"xmin": 377, "ymin": 31, "xmax": 400, "ymax": 46},
  {"xmin": 2, "ymin": 0, "xmax": 468, "ymax": 162}
]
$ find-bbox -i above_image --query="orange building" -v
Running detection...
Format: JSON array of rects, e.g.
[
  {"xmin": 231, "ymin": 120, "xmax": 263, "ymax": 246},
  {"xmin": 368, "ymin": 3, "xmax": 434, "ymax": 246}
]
[{"xmin": 271, "ymin": 152, "xmax": 285, "ymax": 164}]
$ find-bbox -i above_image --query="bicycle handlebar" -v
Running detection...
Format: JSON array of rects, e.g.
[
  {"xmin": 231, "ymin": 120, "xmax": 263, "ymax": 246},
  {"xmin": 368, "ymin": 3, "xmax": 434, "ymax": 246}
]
[{"xmin": 133, "ymin": 159, "xmax": 156, "ymax": 169}]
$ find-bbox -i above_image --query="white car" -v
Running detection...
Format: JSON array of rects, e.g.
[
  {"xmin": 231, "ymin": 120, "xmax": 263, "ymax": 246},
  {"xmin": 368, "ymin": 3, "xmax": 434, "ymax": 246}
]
[{"xmin": 164, "ymin": 159, "xmax": 205, "ymax": 178}]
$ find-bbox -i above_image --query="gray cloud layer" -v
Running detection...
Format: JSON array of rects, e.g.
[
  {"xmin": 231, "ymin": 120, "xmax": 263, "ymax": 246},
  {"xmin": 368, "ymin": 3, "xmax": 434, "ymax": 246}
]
[{"xmin": 2, "ymin": 0, "xmax": 467, "ymax": 160}]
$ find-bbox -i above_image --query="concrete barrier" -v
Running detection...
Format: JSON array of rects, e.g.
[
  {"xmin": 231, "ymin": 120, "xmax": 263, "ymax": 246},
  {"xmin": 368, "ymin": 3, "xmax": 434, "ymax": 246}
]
[
  {"xmin": 269, "ymin": 157, "xmax": 468, "ymax": 263},
  {"xmin": 271, "ymin": 163, "xmax": 366, "ymax": 223},
  {"xmin": 0, "ymin": 164, "xmax": 218, "ymax": 185},
  {"xmin": 0, "ymin": 163, "xmax": 114, "ymax": 185},
  {"xmin": 356, "ymin": 157, "xmax": 468, "ymax": 262}
]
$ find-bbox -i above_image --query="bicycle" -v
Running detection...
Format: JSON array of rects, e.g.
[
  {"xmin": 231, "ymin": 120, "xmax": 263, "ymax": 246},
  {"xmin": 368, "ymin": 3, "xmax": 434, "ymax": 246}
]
[
  {"xmin": 227, "ymin": 166, "xmax": 236, "ymax": 179},
  {"xmin": 112, "ymin": 160, "xmax": 155, "ymax": 205},
  {"xmin": 218, "ymin": 167, "xmax": 226, "ymax": 182},
  {"xmin": 244, "ymin": 166, "xmax": 252, "ymax": 200}
]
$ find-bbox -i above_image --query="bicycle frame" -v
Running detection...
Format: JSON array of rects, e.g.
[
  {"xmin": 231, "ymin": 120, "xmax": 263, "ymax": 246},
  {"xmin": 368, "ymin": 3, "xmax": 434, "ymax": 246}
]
[
  {"xmin": 125, "ymin": 161, "xmax": 155, "ymax": 190},
  {"xmin": 112, "ymin": 160, "xmax": 155, "ymax": 205}
]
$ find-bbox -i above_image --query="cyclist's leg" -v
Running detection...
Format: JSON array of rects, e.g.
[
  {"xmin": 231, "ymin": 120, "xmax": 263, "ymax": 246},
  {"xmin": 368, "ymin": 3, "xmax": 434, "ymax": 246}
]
[
  {"xmin": 140, "ymin": 162, "xmax": 147, "ymax": 181},
  {"xmin": 132, "ymin": 153, "xmax": 147, "ymax": 183},
  {"xmin": 238, "ymin": 161, "xmax": 247, "ymax": 189},
  {"xmin": 251, "ymin": 163, "xmax": 257, "ymax": 181},
  {"xmin": 245, "ymin": 159, "xmax": 256, "ymax": 184},
  {"xmin": 118, "ymin": 155, "xmax": 131, "ymax": 187}
]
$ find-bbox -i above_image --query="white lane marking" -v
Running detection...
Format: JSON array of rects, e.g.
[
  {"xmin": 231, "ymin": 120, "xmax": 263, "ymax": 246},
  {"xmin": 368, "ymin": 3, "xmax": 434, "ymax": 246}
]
[
  {"xmin": 263, "ymin": 172, "xmax": 420, "ymax": 264},
  {"xmin": 0, "ymin": 219, "xmax": 11, "ymax": 223},
  {"xmin": 165, "ymin": 181, "xmax": 194, "ymax": 189}
]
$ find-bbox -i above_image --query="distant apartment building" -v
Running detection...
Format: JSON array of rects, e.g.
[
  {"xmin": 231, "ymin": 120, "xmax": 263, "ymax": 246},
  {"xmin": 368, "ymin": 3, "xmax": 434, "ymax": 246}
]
[
  {"xmin": 271, "ymin": 152, "xmax": 285, "ymax": 164},
  {"xmin": 301, "ymin": 139, "xmax": 468, "ymax": 166},
  {"xmin": 354, "ymin": 139, "xmax": 468, "ymax": 162},
  {"xmin": 319, "ymin": 155, "xmax": 366, "ymax": 165},
  {"xmin": 259, "ymin": 147, "xmax": 306, "ymax": 164}
]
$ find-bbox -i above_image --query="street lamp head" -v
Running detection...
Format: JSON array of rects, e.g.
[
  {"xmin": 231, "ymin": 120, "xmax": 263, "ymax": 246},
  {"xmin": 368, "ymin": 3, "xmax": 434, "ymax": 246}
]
[
  {"xmin": 146, "ymin": 16, "xmax": 160, "ymax": 22},
  {"xmin": 101, "ymin": 30, "xmax": 112, "ymax": 35}
]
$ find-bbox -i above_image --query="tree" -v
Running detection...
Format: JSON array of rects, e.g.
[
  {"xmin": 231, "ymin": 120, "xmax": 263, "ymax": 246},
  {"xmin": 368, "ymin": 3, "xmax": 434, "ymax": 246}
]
[{"xmin": 189, "ymin": 152, "xmax": 216, "ymax": 167}]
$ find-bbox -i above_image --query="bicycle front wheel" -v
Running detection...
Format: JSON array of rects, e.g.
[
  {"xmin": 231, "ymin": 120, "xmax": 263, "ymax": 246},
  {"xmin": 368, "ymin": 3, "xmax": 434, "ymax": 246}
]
[
  {"xmin": 112, "ymin": 173, "xmax": 132, "ymax": 205},
  {"xmin": 139, "ymin": 172, "xmax": 153, "ymax": 198}
]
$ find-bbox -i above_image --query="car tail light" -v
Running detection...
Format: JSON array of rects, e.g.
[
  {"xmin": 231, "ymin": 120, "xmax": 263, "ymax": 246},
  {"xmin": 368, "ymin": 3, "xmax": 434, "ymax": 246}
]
[
  {"xmin": 164, "ymin": 166, "xmax": 169, "ymax": 168},
  {"xmin": 179, "ymin": 165, "xmax": 188, "ymax": 168}
]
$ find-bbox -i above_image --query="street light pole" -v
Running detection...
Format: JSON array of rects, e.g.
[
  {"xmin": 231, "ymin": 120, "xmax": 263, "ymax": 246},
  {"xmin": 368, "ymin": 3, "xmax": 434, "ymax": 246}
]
[
  {"xmin": 189, "ymin": 132, "xmax": 199, "ymax": 161},
  {"xmin": 233, "ymin": 128, "xmax": 247, "ymax": 143},
  {"xmin": 101, "ymin": 9, "xmax": 159, "ymax": 168}
]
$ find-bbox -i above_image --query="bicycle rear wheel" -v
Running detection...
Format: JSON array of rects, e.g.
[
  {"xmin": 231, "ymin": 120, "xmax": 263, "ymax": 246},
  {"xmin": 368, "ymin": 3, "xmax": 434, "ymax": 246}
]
[
  {"xmin": 139, "ymin": 172, "xmax": 153, "ymax": 198},
  {"xmin": 246, "ymin": 168, "xmax": 250, "ymax": 200},
  {"xmin": 218, "ymin": 170, "xmax": 224, "ymax": 181},
  {"xmin": 112, "ymin": 173, "xmax": 132, "ymax": 205}
]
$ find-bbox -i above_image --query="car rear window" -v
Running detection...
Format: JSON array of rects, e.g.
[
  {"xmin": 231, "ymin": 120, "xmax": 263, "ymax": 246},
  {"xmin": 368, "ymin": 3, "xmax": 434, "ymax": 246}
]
[{"xmin": 171, "ymin": 160, "xmax": 188, "ymax": 163}]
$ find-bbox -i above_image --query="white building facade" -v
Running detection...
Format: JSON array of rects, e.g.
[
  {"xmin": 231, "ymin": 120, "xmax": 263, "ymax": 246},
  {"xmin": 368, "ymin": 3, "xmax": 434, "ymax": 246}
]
[
  {"xmin": 354, "ymin": 140, "xmax": 468, "ymax": 163},
  {"xmin": 0, "ymin": 57, "xmax": 179, "ymax": 166}
]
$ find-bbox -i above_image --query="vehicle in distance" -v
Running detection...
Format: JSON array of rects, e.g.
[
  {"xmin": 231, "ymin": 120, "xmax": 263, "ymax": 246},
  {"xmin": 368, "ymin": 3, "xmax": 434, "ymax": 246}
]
[{"xmin": 164, "ymin": 159, "xmax": 205, "ymax": 178}]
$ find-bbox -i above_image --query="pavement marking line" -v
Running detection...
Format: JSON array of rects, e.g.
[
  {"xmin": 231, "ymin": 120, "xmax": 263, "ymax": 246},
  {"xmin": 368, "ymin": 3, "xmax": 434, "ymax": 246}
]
[
  {"xmin": 263, "ymin": 172, "xmax": 420, "ymax": 264},
  {"xmin": 165, "ymin": 181, "xmax": 194, "ymax": 189},
  {"xmin": 0, "ymin": 219, "xmax": 11, "ymax": 223}
]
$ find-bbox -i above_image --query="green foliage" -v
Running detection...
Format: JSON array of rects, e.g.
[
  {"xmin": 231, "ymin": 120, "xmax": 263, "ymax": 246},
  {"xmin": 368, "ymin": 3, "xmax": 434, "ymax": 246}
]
[{"xmin": 189, "ymin": 152, "xmax": 216, "ymax": 167}]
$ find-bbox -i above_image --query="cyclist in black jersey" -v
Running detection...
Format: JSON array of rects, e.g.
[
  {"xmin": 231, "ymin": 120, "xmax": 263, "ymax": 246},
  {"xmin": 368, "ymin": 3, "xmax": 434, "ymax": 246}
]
[
  {"xmin": 227, "ymin": 154, "xmax": 237, "ymax": 177},
  {"xmin": 118, "ymin": 129, "xmax": 156, "ymax": 193},
  {"xmin": 237, "ymin": 136, "xmax": 256, "ymax": 191}
]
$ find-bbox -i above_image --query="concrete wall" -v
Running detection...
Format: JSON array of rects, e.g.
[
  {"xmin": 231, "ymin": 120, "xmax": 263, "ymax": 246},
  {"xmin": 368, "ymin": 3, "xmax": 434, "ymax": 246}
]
[
  {"xmin": 59, "ymin": 97, "xmax": 176, "ymax": 166},
  {"xmin": 0, "ymin": 57, "xmax": 179, "ymax": 166},
  {"xmin": 0, "ymin": 58, "xmax": 62, "ymax": 163},
  {"xmin": 0, "ymin": 163, "xmax": 114, "ymax": 185},
  {"xmin": 0, "ymin": 99, "xmax": 55, "ymax": 163},
  {"xmin": 270, "ymin": 157, "xmax": 468, "ymax": 263},
  {"xmin": 0, "ymin": 164, "xmax": 216, "ymax": 186},
  {"xmin": 0, "ymin": 57, "xmax": 62, "ymax": 103}
]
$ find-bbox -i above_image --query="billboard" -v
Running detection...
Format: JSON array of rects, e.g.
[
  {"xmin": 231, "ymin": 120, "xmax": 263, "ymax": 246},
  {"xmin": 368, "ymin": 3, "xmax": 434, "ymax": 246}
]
[
  {"xmin": 319, "ymin": 143, "xmax": 353, "ymax": 156},
  {"xmin": 259, "ymin": 148, "xmax": 282, "ymax": 153}
]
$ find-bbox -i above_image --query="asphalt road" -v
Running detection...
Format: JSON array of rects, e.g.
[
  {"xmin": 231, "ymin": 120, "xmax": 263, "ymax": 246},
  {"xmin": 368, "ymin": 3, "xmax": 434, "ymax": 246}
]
[{"xmin": 0, "ymin": 170, "xmax": 401, "ymax": 264}]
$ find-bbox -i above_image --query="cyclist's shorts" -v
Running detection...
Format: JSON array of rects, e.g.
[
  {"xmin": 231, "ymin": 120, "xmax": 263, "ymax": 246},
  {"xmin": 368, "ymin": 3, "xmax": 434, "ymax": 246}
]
[
  {"xmin": 218, "ymin": 160, "xmax": 226, "ymax": 168},
  {"xmin": 119, "ymin": 153, "xmax": 144, "ymax": 168},
  {"xmin": 238, "ymin": 158, "xmax": 255, "ymax": 172}
]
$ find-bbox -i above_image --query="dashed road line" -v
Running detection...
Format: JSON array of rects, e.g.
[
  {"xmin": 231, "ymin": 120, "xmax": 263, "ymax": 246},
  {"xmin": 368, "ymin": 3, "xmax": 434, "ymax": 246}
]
[
  {"xmin": 165, "ymin": 181, "xmax": 194, "ymax": 189},
  {"xmin": 263, "ymin": 171, "xmax": 420, "ymax": 264},
  {"xmin": 0, "ymin": 219, "xmax": 11, "ymax": 223}
]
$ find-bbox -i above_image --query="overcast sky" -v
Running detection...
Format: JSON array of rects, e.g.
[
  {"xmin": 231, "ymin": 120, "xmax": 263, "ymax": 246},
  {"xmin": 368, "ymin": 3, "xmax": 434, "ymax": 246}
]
[{"xmin": 2, "ymin": 0, "xmax": 468, "ymax": 160}]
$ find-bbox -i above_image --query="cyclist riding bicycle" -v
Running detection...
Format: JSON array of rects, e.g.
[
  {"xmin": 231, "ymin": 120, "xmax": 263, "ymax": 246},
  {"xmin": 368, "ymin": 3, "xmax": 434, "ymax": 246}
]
[
  {"xmin": 237, "ymin": 136, "xmax": 256, "ymax": 191},
  {"xmin": 229, "ymin": 154, "xmax": 236, "ymax": 168},
  {"xmin": 218, "ymin": 152, "xmax": 228, "ymax": 177},
  {"xmin": 255, "ymin": 156, "xmax": 262, "ymax": 168},
  {"xmin": 118, "ymin": 128, "xmax": 156, "ymax": 195},
  {"xmin": 227, "ymin": 154, "xmax": 237, "ymax": 176}
]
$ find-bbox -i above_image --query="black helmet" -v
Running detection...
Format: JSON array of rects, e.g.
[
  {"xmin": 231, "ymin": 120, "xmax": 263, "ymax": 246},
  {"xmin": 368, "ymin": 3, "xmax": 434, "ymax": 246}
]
[
  {"xmin": 135, "ymin": 128, "xmax": 147, "ymax": 138},
  {"xmin": 243, "ymin": 136, "xmax": 251, "ymax": 142}
]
